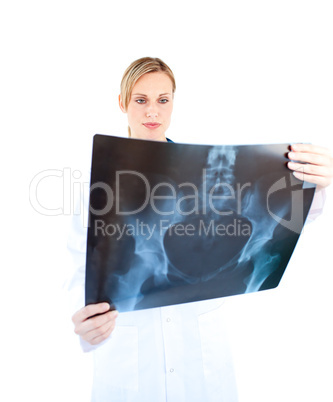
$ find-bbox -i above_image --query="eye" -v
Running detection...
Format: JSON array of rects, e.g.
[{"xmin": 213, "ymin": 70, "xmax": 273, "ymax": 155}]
[
  {"xmin": 135, "ymin": 98, "xmax": 146, "ymax": 104},
  {"xmin": 159, "ymin": 98, "xmax": 169, "ymax": 104}
]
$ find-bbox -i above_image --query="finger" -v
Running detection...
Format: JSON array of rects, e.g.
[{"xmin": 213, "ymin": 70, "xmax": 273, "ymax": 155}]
[
  {"xmin": 287, "ymin": 161, "xmax": 331, "ymax": 177},
  {"xmin": 291, "ymin": 171, "xmax": 330, "ymax": 187},
  {"xmin": 81, "ymin": 315, "xmax": 117, "ymax": 344},
  {"xmin": 291, "ymin": 143, "xmax": 333, "ymax": 157},
  {"xmin": 72, "ymin": 302, "xmax": 111, "ymax": 325},
  {"xmin": 75, "ymin": 310, "xmax": 118, "ymax": 336},
  {"xmin": 288, "ymin": 151, "xmax": 332, "ymax": 166},
  {"xmin": 86, "ymin": 320, "xmax": 117, "ymax": 345}
]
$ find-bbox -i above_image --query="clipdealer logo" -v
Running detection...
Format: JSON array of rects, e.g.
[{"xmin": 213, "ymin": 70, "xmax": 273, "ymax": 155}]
[
  {"xmin": 29, "ymin": 168, "xmax": 251, "ymax": 218},
  {"xmin": 29, "ymin": 167, "xmax": 311, "ymax": 236},
  {"xmin": 267, "ymin": 172, "xmax": 310, "ymax": 234}
]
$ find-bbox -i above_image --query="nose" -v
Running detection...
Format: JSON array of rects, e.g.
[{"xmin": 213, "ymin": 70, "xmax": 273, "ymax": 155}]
[
  {"xmin": 146, "ymin": 104, "xmax": 158, "ymax": 118},
  {"xmin": 146, "ymin": 111, "xmax": 158, "ymax": 118}
]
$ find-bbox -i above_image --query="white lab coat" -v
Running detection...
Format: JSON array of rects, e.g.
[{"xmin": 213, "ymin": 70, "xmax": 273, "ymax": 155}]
[{"xmin": 66, "ymin": 168, "xmax": 325, "ymax": 402}]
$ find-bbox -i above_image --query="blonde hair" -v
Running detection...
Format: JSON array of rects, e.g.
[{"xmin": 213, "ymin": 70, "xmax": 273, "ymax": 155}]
[{"xmin": 120, "ymin": 57, "xmax": 176, "ymax": 137}]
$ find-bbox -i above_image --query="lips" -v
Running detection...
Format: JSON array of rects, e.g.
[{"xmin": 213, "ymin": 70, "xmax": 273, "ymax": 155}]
[{"xmin": 143, "ymin": 122, "xmax": 161, "ymax": 129}]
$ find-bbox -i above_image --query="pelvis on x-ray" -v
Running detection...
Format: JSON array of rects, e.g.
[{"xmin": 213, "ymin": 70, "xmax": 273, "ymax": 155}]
[{"xmin": 85, "ymin": 135, "xmax": 315, "ymax": 312}]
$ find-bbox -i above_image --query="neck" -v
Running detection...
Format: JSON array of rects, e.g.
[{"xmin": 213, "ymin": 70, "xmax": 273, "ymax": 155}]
[{"xmin": 130, "ymin": 133, "xmax": 167, "ymax": 142}]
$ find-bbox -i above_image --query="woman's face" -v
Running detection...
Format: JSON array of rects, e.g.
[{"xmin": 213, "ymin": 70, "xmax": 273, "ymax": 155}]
[{"xmin": 119, "ymin": 72, "xmax": 174, "ymax": 141}]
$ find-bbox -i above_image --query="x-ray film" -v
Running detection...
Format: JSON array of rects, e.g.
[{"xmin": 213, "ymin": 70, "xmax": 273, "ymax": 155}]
[{"xmin": 85, "ymin": 135, "xmax": 315, "ymax": 312}]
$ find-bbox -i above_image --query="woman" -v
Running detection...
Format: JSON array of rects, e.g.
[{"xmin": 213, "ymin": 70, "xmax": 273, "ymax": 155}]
[
  {"xmin": 70, "ymin": 57, "xmax": 333, "ymax": 401},
  {"xmin": 118, "ymin": 57, "xmax": 175, "ymax": 142}
]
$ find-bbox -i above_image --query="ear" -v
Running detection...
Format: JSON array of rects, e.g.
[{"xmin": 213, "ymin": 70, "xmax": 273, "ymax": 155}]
[{"xmin": 118, "ymin": 94, "xmax": 126, "ymax": 113}]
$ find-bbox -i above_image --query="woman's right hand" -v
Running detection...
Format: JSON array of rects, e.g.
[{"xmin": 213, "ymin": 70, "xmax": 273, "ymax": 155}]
[{"xmin": 72, "ymin": 303, "xmax": 118, "ymax": 345}]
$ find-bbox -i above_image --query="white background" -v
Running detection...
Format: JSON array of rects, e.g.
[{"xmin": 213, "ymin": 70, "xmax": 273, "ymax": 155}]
[{"xmin": 1, "ymin": 1, "xmax": 332, "ymax": 401}]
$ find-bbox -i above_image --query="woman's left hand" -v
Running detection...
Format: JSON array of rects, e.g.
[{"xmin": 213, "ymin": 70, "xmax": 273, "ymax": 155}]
[{"xmin": 287, "ymin": 143, "xmax": 333, "ymax": 188}]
